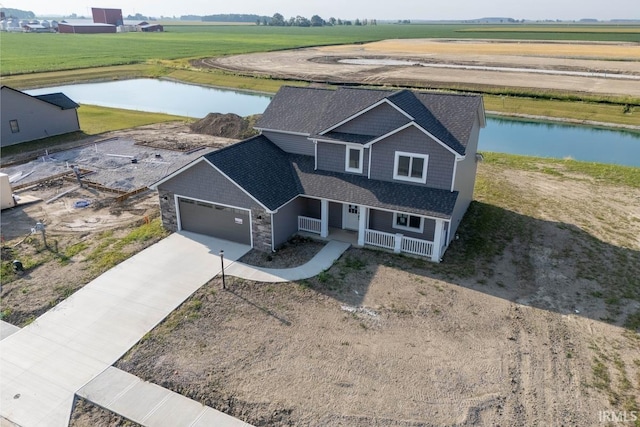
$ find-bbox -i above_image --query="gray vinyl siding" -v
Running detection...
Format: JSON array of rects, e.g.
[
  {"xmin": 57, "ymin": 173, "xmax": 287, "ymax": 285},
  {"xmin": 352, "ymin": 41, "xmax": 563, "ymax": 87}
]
[
  {"xmin": 450, "ymin": 117, "xmax": 481, "ymax": 242},
  {"xmin": 317, "ymin": 142, "xmax": 345, "ymax": 173},
  {"xmin": 301, "ymin": 198, "xmax": 321, "ymax": 218},
  {"xmin": 316, "ymin": 142, "xmax": 369, "ymax": 176},
  {"xmin": 329, "ymin": 202, "xmax": 342, "ymax": 228},
  {"xmin": 369, "ymin": 126, "xmax": 456, "ymax": 190},
  {"xmin": 159, "ymin": 160, "xmax": 258, "ymax": 210},
  {"xmin": 1, "ymin": 88, "xmax": 80, "ymax": 147},
  {"xmin": 273, "ymin": 196, "xmax": 324, "ymax": 247},
  {"xmin": 262, "ymin": 130, "xmax": 314, "ymax": 156},
  {"xmin": 273, "ymin": 196, "xmax": 304, "ymax": 247},
  {"xmin": 333, "ymin": 102, "xmax": 410, "ymax": 136},
  {"xmin": 369, "ymin": 209, "xmax": 436, "ymax": 241}
]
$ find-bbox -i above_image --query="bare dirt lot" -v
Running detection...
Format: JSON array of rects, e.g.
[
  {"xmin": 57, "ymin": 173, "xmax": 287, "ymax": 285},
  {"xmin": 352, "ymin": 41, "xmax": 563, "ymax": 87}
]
[
  {"xmin": 201, "ymin": 39, "xmax": 640, "ymax": 97},
  {"xmin": 91, "ymin": 158, "xmax": 640, "ymax": 425}
]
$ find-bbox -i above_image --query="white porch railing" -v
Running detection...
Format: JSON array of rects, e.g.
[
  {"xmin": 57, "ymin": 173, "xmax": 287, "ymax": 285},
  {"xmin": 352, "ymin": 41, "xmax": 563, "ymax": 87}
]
[
  {"xmin": 365, "ymin": 229, "xmax": 434, "ymax": 258},
  {"xmin": 298, "ymin": 216, "xmax": 321, "ymax": 234},
  {"xmin": 402, "ymin": 235, "xmax": 434, "ymax": 257},
  {"xmin": 365, "ymin": 229, "xmax": 396, "ymax": 250}
]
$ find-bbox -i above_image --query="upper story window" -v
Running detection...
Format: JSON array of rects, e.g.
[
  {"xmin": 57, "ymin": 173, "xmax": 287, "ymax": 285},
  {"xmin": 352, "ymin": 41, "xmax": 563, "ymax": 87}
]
[
  {"xmin": 345, "ymin": 145, "xmax": 364, "ymax": 174},
  {"xmin": 9, "ymin": 120, "xmax": 19, "ymax": 133},
  {"xmin": 393, "ymin": 151, "xmax": 428, "ymax": 183}
]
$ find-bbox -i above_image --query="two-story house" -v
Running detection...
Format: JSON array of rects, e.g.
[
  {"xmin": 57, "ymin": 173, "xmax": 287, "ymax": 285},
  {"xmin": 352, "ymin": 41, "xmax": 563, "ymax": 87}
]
[{"xmin": 151, "ymin": 86, "xmax": 485, "ymax": 262}]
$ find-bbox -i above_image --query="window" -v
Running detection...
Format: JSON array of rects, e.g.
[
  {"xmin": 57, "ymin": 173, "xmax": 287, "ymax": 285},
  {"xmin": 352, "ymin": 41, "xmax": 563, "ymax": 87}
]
[
  {"xmin": 393, "ymin": 213, "xmax": 424, "ymax": 233},
  {"xmin": 9, "ymin": 120, "xmax": 19, "ymax": 133},
  {"xmin": 345, "ymin": 146, "xmax": 363, "ymax": 173},
  {"xmin": 393, "ymin": 151, "xmax": 428, "ymax": 183}
]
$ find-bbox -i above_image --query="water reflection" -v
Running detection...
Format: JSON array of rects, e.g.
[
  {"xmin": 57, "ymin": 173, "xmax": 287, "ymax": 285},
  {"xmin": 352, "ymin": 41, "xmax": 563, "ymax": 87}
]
[
  {"xmin": 26, "ymin": 79, "xmax": 272, "ymax": 118},
  {"xmin": 482, "ymin": 117, "xmax": 640, "ymax": 167},
  {"xmin": 25, "ymin": 79, "xmax": 640, "ymax": 167}
]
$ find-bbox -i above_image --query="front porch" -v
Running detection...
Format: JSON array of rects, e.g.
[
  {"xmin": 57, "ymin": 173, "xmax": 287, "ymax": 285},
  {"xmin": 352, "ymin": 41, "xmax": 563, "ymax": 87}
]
[{"xmin": 296, "ymin": 198, "xmax": 447, "ymax": 262}]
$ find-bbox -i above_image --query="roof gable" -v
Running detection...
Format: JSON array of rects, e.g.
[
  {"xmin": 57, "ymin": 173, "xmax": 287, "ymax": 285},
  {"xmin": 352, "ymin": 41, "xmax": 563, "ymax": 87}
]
[
  {"xmin": 258, "ymin": 86, "xmax": 483, "ymax": 156},
  {"xmin": 1, "ymin": 86, "xmax": 79, "ymax": 110},
  {"xmin": 255, "ymin": 86, "xmax": 334, "ymax": 134},
  {"xmin": 34, "ymin": 93, "xmax": 79, "ymax": 110},
  {"xmin": 204, "ymin": 135, "xmax": 301, "ymax": 211}
]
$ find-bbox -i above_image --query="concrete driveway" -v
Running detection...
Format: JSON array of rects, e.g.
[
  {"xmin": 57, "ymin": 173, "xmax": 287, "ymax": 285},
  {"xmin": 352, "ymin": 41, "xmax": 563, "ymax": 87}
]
[{"xmin": 0, "ymin": 231, "xmax": 250, "ymax": 427}]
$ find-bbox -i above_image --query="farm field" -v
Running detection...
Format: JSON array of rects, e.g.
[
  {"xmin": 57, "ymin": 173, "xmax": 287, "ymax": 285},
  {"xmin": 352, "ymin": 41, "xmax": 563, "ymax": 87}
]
[{"xmin": 2, "ymin": 23, "xmax": 639, "ymax": 75}]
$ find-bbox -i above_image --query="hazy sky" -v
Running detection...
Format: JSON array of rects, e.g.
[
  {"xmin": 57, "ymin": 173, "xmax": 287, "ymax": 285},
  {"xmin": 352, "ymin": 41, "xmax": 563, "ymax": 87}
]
[{"xmin": 8, "ymin": 0, "xmax": 637, "ymax": 21}]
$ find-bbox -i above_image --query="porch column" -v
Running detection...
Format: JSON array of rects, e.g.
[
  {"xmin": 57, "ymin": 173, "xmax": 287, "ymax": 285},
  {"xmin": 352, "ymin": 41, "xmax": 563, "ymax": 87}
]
[
  {"xmin": 431, "ymin": 218, "xmax": 445, "ymax": 263},
  {"xmin": 357, "ymin": 206, "xmax": 368, "ymax": 246},
  {"xmin": 320, "ymin": 199, "xmax": 329, "ymax": 238}
]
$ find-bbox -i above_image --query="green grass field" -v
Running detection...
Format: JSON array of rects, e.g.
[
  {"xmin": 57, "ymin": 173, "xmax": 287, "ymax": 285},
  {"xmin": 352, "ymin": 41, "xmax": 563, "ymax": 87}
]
[{"xmin": 2, "ymin": 23, "xmax": 639, "ymax": 75}]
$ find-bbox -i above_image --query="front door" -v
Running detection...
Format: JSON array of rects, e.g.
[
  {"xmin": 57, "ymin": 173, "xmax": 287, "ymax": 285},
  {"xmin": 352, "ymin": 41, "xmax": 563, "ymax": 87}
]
[{"xmin": 343, "ymin": 204, "xmax": 359, "ymax": 231}]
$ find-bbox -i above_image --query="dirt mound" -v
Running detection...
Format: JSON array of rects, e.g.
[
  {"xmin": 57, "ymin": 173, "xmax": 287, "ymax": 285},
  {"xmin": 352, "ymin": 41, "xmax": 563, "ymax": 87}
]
[{"xmin": 190, "ymin": 113, "xmax": 259, "ymax": 140}]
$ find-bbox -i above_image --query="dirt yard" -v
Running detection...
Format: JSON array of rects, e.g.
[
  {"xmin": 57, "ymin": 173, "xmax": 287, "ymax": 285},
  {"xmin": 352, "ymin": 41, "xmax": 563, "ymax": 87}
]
[
  {"xmin": 81, "ymin": 158, "xmax": 640, "ymax": 426},
  {"xmin": 200, "ymin": 39, "xmax": 640, "ymax": 97}
]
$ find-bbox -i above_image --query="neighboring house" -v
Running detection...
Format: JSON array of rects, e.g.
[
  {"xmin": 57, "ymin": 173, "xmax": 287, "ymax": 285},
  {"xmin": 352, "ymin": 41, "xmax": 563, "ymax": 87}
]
[
  {"xmin": 1, "ymin": 86, "xmax": 81, "ymax": 147},
  {"xmin": 151, "ymin": 86, "xmax": 485, "ymax": 262}
]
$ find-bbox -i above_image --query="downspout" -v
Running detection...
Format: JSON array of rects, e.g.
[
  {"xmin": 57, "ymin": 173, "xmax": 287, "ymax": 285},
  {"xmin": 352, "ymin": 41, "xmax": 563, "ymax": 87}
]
[
  {"xmin": 314, "ymin": 140, "xmax": 318, "ymax": 170},
  {"xmin": 270, "ymin": 212, "xmax": 276, "ymax": 252}
]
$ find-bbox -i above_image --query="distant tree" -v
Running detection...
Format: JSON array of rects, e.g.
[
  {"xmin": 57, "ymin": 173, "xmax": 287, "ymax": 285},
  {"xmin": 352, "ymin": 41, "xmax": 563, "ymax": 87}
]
[
  {"xmin": 287, "ymin": 16, "xmax": 295, "ymax": 26},
  {"xmin": 328, "ymin": 17, "xmax": 336, "ymax": 26},
  {"xmin": 0, "ymin": 8, "xmax": 35, "ymax": 19},
  {"xmin": 354, "ymin": 18, "xmax": 361, "ymax": 26},
  {"xmin": 371, "ymin": 19, "xmax": 377, "ymax": 25},
  {"xmin": 295, "ymin": 15, "xmax": 311, "ymax": 27},
  {"xmin": 362, "ymin": 18, "xmax": 368, "ymax": 26},
  {"xmin": 310, "ymin": 15, "xmax": 324, "ymax": 26},
  {"xmin": 270, "ymin": 12, "xmax": 285, "ymax": 26},
  {"xmin": 337, "ymin": 18, "xmax": 343, "ymax": 25},
  {"xmin": 127, "ymin": 13, "xmax": 149, "ymax": 21},
  {"xmin": 344, "ymin": 20, "xmax": 352, "ymax": 25},
  {"xmin": 262, "ymin": 17, "xmax": 268, "ymax": 25}
]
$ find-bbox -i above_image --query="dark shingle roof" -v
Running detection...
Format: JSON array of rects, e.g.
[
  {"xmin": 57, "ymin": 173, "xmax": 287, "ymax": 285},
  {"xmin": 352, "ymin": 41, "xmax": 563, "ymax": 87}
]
[
  {"xmin": 290, "ymin": 155, "xmax": 457, "ymax": 218},
  {"xmin": 413, "ymin": 92, "xmax": 483, "ymax": 154},
  {"xmin": 319, "ymin": 131, "xmax": 376, "ymax": 144},
  {"xmin": 313, "ymin": 88, "xmax": 390, "ymax": 133},
  {"xmin": 387, "ymin": 90, "xmax": 466, "ymax": 154},
  {"xmin": 255, "ymin": 86, "xmax": 334, "ymax": 134},
  {"xmin": 205, "ymin": 137, "xmax": 457, "ymax": 218},
  {"xmin": 204, "ymin": 135, "xmax": 301, "ymax": 210},
  {"xmin": 34, "ymin": 93, "xmax": 79, "ymax": 110},
  {"xmin": 257, "ymin": 86, "xmax": 482, "ymax": 156}
]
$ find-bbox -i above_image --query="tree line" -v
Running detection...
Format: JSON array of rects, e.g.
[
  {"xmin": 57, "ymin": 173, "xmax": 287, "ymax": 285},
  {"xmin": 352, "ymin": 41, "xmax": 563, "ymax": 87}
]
[{"xmin": 257, "ymin": 13, "xmax": 378, "ymax": 27}]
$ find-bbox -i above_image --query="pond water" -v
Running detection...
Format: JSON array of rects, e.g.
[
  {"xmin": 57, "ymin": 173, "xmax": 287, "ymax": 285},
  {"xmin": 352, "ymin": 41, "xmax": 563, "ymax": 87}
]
[
  {"xmin": 482, "ymin": 117, "xmax": 640, "ymax": 167},
  {"xmin": 27, "ymin": 79, "xmax": 640, "ymax": 167},
  {"xmin": 26, "ymin": 79, "xmax": 273, "ymax": 117}
]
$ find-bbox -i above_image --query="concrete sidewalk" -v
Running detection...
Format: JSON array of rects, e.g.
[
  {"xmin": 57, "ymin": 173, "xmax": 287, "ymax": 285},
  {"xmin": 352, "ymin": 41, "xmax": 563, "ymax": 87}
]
[
  {"xmin": 0, "ymin": 232, "xmax": 250, "ymax": 427},
  {"xmin": 226, "ymin": 240, "xmax": 350, "ymax": 282},
  {"xmin": 77, "ymin": 367, "xmax": 251, "ymax": 426}
]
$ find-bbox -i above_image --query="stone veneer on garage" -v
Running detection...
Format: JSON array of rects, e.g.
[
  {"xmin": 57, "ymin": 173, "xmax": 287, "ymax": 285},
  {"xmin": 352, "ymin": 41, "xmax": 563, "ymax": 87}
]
[{"xmin": 157, "ymin": 190, "xmax": 273, "ymax": 252}]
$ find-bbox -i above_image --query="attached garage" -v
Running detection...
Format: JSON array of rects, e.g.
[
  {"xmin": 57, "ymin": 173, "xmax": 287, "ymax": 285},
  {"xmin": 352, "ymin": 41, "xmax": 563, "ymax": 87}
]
[{"xmin": 177, "ymin": 198, "xmax": 251, "ymax": 246}]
